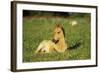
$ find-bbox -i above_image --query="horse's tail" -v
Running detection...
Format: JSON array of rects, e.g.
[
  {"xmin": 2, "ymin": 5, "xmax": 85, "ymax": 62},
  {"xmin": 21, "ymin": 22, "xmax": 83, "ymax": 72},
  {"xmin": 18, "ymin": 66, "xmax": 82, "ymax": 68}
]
[{"xmin": 67, "ymin": 41, "xmax": 82, "ymax": 50}]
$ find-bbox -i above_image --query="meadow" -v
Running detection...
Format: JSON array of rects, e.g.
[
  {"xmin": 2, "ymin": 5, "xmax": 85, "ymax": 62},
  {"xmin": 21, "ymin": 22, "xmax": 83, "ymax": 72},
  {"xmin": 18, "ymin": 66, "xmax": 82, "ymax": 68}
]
[{"xmin": 23, "ymin": 13, "xmax": 91, "ymax": 62}]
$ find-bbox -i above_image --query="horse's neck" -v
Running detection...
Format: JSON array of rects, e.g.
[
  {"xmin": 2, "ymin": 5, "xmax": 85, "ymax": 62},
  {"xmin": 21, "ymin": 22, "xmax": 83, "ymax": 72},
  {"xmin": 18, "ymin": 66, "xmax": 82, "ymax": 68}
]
[{"xmin": 57, "ymin": 37, "xmax": 66, "ymax": 48}]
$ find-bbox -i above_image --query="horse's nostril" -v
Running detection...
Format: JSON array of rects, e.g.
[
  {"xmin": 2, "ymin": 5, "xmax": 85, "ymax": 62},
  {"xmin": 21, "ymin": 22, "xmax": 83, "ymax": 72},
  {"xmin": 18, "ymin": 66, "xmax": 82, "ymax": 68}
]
[
  {"xmin": 52, "ymin": 39, "xmax": 56, "ymax": 42},
  {"xmin": 52, "ymin": 39, "xmax": 54, "ymax": 42}
]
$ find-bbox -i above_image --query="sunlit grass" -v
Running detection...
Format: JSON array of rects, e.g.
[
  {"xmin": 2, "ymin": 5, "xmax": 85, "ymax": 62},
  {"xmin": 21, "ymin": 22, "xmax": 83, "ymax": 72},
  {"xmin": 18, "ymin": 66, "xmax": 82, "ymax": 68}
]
[{"xmin": 23, "ymin": 15, "xmax": 91, "ymax": 62}]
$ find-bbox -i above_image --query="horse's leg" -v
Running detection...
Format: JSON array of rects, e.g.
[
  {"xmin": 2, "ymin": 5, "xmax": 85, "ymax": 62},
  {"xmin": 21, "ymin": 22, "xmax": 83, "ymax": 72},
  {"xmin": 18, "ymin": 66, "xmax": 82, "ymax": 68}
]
[
  {"xmin": 53, "ymin": 44, "xmax": 65, "ymax": 53},
  {"xmin": 51, "ymin": 43, "xmax": 60, "ymax": 52},
  {"xmin": 35, "ymin": 43, "xmax": 44, "ymax": 53}
]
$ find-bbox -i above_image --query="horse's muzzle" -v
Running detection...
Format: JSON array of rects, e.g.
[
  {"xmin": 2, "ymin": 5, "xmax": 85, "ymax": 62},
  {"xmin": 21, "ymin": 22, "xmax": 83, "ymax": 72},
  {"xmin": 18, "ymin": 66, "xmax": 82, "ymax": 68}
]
[{"xmin": 52, "ymin": 39, "xmax": 59, "ymax": 44}]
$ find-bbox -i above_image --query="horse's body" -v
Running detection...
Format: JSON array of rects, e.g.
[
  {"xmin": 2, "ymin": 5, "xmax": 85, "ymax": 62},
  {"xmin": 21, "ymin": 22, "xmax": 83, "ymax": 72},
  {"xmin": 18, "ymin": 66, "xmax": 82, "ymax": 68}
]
[{"xmin": 35, "ymin": 24, "xmax": 67, "ymax": 53}]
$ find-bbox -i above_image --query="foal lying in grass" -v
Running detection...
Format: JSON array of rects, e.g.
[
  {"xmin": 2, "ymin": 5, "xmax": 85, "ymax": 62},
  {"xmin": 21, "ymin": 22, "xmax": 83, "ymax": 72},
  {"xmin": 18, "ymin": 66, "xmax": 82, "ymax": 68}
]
[{"xmin": 35, "ymin": 24, "xmax": 67, "ymax": 53}]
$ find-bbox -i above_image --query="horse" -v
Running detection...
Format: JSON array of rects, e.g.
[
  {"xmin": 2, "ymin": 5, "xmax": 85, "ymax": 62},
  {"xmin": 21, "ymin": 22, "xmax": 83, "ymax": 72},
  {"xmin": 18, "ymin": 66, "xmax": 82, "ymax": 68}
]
[{"xmin": 35, "ymin": 24, "xmax": 67, "ymax": 53}]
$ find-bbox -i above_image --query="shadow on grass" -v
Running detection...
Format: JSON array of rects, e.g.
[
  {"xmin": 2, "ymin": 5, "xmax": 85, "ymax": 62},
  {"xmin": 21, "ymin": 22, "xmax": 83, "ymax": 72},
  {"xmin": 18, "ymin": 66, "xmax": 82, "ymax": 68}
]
[{"xmin": 67, "ymin": 41, "xmax": 82, "ymax": 50}]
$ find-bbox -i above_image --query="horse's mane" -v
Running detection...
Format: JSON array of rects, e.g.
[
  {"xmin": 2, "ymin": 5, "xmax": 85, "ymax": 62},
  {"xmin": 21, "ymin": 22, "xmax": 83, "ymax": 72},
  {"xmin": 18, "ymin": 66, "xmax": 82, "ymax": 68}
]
[{"xmin": 61, "ymin": 26, "xmax": 65, "ymax": 37}]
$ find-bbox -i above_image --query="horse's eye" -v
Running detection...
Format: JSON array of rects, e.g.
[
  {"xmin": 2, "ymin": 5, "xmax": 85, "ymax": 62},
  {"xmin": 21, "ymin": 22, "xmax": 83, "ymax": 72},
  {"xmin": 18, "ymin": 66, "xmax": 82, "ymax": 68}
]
[{"xmin": 58, "ymin": 31, "xmax": 60, "ymax": 34}]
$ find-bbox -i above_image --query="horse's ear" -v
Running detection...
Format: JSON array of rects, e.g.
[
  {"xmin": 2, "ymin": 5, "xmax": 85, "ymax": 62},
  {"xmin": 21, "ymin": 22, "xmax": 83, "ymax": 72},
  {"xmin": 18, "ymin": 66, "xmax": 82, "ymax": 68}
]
[
  {"xmin": 56, "ymin": 24, "xmax": 65, "ymax": 37},
  {"xmin": 56, "ymin": 24, "xmax": 62, "ymax": 28}
]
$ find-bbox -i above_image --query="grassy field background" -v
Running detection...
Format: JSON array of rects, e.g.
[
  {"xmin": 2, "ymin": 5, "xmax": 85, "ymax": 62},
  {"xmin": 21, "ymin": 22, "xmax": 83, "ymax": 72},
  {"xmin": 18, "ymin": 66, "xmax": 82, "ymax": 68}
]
[{"xmin": 23, "ymin": 12, "xmax": 91, "ymax": 62}]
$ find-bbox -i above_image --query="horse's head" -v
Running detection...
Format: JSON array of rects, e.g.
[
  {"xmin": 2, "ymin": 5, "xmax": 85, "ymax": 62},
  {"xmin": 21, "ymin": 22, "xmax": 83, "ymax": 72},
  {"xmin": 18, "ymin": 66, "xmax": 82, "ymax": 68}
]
[{"xmin": 52, "ymin": 24, "xmax": 65, "ymax": 44}]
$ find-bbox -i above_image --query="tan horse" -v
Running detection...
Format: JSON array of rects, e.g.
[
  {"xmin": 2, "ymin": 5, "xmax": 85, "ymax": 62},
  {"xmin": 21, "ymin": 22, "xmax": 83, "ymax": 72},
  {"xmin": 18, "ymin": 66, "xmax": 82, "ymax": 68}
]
[{"xmin": 35, "ymin": 24, "xmax": 67, "ymax": 53}]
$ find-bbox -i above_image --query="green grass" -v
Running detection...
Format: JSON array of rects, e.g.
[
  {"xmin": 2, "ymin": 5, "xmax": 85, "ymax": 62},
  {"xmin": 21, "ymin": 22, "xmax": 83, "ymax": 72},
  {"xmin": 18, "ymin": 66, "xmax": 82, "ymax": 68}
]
[{"xmin": 23, "ymin": 15, "xmax": 91, "ymax": 62}]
